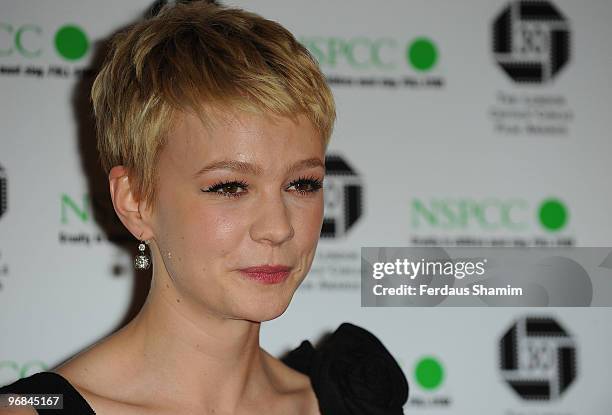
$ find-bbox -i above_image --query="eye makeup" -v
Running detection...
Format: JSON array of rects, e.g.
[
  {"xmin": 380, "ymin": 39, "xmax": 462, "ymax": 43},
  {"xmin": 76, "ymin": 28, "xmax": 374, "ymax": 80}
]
[{"xmin": 201, "ymin": 176, "xmax": 323, "ymax": 198}]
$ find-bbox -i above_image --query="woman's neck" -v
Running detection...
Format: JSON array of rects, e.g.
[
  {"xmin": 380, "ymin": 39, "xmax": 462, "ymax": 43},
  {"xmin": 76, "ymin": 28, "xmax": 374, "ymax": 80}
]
[{"xmin": 115, "ymin": 270, "xmax": 279, "ymax": 413}]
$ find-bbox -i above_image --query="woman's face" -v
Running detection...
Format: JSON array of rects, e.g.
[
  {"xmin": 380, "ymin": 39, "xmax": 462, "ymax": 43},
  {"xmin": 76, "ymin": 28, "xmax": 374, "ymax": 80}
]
[{"xmin": 147, "ymin": 109, "xmax": 325, "ymax": 322}]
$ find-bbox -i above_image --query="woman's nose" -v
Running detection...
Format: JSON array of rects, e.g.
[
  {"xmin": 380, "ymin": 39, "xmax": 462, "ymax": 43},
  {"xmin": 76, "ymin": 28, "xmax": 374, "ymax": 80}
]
[{"xmin": 249, "ymin": 191, "xmax": 295, "ymax": 245}]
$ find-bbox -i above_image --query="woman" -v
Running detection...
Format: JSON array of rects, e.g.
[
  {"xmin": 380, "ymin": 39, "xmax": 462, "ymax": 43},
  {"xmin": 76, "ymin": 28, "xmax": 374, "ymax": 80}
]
[{"xmin": 0, "ymin": 2, "xmax": 408, "ymax": 414}]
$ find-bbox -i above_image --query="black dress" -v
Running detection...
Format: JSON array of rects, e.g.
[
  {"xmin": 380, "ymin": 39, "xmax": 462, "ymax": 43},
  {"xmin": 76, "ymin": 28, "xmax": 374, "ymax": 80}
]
[{"xmin": 0, "ymin": 322, "xmax": 409, "ymax": 414}]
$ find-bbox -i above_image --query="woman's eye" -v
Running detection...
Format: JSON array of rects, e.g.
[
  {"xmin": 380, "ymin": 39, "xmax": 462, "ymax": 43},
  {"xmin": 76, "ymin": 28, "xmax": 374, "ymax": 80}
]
[
  {"xmin": 201, "ymin": 177, "xmax": 323, "ymax": 198},
  {"xmin": 288, "ymin": 177, "xmax": 323, "ymax": 195},
  {"xmin": 202, "ymin": 180, "xmax": 248, "ymax": 198}
]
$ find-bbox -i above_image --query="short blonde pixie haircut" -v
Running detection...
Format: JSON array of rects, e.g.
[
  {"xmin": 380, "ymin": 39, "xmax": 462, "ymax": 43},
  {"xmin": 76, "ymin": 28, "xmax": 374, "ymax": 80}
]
[{"xmin": 92, "ymin": 1, "xmax": 336, "ymax": 209}]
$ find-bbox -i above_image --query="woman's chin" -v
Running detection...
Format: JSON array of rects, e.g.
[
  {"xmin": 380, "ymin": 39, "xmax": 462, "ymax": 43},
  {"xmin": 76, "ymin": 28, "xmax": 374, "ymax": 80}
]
[
  {"xmin": 229, "ymin": 275, "xmax": 300, "ymax": 322},
  {"xmin": 235, "ymin": 296, "xmax": 293, "ymax": 323}
]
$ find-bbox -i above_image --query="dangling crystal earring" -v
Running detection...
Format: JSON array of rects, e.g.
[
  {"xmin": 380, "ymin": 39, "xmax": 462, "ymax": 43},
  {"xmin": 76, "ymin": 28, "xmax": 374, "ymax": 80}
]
[{"xmin": 134, "ymin": 240, "xmax": 151, "ymax": 270}]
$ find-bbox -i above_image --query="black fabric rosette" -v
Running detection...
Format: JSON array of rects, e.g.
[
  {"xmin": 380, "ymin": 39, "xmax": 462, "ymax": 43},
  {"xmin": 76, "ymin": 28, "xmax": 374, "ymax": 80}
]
[{"xmin": 282, "ymin": 322, "xmax": 409, "ymax": 415}]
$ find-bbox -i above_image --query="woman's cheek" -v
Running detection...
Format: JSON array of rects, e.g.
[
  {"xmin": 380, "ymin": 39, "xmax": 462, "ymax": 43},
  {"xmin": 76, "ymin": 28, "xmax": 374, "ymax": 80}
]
[
  {"xmin": 297, "ymin": 196, "xmax": 324, "ymax": 238},
  {"xmin": 190, "ymin": 207, "xmax": 244, "ymax": 250}
]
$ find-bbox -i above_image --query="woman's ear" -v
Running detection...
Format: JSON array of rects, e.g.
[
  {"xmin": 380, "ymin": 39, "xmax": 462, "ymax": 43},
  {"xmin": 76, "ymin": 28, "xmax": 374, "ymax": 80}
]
[{"xmin": 108, "ymin": 166, "xmax": 154, "ymax": 241}]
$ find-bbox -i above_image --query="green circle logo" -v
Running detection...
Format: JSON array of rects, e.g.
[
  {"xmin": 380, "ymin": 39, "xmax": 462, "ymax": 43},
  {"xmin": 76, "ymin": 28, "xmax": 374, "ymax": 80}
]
[
  {"xmin": 415, "ymin": 356, "xmax": 444, "ymax": 390},
  {"xmin": 407, "ymin": 38, "xmax": 438, "ymax": 71},
  {"xmin": 54, "ymin": 25, "xmax": 89, "ymax": 61},
  {"xmin": 538, "ymin": 198, "xmax": 568, "ymax": 231}
]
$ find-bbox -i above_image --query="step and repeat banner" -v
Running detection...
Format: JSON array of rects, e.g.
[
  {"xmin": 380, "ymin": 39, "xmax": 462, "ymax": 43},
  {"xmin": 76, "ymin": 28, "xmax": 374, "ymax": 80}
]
[{"xmin": 1, "ymin": 0, "xmax": 611, "ymax": 413}]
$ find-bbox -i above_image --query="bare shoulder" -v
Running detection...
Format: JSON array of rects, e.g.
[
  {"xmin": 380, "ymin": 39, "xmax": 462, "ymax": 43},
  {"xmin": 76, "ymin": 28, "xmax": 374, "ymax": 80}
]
[
  {"xmin": 54, "ymin": 338, "xmax": 114, "ymax": 396},
  {"xmin": 0, "ymin": 404, "xmax": 38, "ymax": 415},
  {"xmin": 52, "ymin": 332, "xmax": 149, "ymax": 414},
  {"xmin": 54, "ymin": 363, "xmax": 149, "ymax": 415}
]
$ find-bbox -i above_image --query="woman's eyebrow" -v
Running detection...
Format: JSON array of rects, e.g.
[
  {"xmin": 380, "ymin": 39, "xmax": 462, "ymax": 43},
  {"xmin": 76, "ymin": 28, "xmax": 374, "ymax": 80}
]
[{"xmin": 192, "ymin": 157, "xmax": 325, "ymax": 177}]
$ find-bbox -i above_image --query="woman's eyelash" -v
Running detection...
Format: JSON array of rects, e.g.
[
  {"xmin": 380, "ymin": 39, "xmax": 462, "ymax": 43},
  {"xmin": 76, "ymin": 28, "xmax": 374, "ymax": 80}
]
[
  {"xmin": 203, "ymin": 179, "xmax": 249, "ymax": 198},
  {"xmin": 291, "ymin": 176, "xmax": 323, "ymax": 194},
  {"xmin": 201, "ymin": 176, "xmax": 323, "ymax": 198}
]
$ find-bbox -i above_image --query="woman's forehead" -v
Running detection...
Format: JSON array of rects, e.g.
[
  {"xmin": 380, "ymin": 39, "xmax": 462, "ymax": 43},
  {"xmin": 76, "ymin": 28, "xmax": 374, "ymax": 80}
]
[{"xmin": 161, "ymin": 110, "xmax": 324, "ymax": 174}]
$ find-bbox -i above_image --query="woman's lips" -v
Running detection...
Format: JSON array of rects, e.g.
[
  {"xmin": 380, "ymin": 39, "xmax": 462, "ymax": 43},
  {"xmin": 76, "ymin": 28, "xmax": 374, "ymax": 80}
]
[{"xmin": 238, "ymin": 265, "xmax": 292, "ymax": 284}]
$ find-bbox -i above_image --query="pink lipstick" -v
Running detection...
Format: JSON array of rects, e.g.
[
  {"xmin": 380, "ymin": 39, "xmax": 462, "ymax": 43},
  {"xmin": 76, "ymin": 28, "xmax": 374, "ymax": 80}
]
[{"xmin": 238, "ymin": 265, "xmax": 292, "ymax": 284}]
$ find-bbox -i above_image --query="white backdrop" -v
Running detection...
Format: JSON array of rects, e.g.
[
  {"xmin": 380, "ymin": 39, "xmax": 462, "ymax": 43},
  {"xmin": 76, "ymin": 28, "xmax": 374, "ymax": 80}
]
[{"xmin": 1, "ymin": 0, "xmax": 611, "ymax": 413}]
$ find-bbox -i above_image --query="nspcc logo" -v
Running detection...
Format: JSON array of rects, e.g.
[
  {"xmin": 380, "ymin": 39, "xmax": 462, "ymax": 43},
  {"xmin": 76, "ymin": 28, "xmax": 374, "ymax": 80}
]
[
  {"xmin": 301, "ymin": 36, "xmax": 439, "ymax": 73},
  {"xmin": 298, "ymin": 35, "xmax": 444, "ymax": 89},
  {"xmin": 321, "ymin": 155, "xmax": 363, "ymax": 238},
  {"xmin": 499, "ymin": 316, "xmax": 577, "ymax": 400},
  {"xmin": 0, "ymin": 23, "xmax": 89, "ymax": 61},
  {"xmin": 0, "ymin": 165, "xmax": 6, "ymax": 220},
  {"xmin": 411, "ymin": 197, "xmax": 569, "ymax": 232},
  {"xmin": 493, "ymin": 1, "xmax": 570, "ymax": 83}
]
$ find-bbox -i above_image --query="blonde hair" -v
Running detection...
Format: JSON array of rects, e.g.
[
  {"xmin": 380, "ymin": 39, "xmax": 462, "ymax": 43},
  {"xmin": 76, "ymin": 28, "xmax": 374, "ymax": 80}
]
[{"xmin": 91, "ymin": 1, "xmax": 336, "ymax": 208}]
